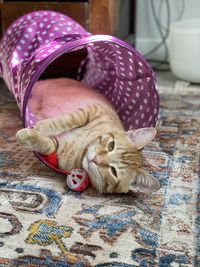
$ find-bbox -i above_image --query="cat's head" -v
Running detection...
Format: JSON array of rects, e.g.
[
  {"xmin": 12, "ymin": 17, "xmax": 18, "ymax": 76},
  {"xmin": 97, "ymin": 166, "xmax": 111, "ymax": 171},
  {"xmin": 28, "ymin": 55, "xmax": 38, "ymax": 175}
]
[{"xmin": 82, "ymin": 127, "xmax": 160, "ymax": 193}]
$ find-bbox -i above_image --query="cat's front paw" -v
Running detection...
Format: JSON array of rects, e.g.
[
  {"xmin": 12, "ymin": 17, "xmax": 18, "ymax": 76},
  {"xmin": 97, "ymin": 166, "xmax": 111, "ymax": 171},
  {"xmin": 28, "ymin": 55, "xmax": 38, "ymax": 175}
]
[
  {"xmin": 34, "ymin": 120, "xmax": 50, "ymax": 136},
  {"xmin": 16, "ymin": 128, "xmax": 41, "ymax": 151}
]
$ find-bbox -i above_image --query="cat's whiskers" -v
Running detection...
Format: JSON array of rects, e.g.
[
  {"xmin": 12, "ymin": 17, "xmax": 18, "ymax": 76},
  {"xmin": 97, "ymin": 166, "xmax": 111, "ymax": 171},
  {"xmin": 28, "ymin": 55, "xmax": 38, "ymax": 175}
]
[
  {"xmin": 86, "ymin": 142, "xmax": 95, "ymax": 160},
  {"xmin": 90, "ymin": 164, "xmax": 103, "ymax": 192},
  {"xmin": 85, "ymin": 143, "xmax": 103, "ymax": 192}
]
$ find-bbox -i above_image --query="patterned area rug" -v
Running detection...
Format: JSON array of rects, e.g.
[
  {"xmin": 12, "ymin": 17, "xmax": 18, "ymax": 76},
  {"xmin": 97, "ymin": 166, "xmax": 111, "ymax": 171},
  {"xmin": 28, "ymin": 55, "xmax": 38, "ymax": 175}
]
[{"xmin": 0, "ymin": 79, "xmax": 199, "ymax": 266}]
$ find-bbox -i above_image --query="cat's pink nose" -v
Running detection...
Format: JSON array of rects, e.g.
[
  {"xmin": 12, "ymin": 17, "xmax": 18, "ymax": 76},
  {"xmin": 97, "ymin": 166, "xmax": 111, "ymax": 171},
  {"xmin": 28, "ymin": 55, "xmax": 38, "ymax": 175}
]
[{"xmin": 91, "ymin": 156, "xmax": 99, "ymax": 165}]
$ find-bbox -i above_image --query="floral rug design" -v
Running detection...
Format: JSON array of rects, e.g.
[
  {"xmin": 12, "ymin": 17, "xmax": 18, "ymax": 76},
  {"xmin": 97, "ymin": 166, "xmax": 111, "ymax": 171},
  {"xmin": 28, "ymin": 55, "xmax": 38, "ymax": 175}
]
[{"xmin": 0, "ymin": 80, "xmax": 199, "ymax": 266}]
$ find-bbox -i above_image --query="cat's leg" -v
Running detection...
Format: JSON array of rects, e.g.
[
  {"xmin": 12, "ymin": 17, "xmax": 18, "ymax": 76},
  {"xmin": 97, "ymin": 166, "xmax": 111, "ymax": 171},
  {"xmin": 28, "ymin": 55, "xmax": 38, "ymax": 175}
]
[
  {"xmin": 16, "ymin": 128, "xmax": 56, "ymax": 155},
  {"xmin": 34, "ymin": 104, "xmax": 104, "ymax": 136}
]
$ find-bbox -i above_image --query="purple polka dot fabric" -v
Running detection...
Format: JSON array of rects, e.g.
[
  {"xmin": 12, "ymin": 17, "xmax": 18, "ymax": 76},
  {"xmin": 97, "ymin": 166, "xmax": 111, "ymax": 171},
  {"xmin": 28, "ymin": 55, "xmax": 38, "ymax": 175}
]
[{"xmin": 0, "ymin": 10, "xmax": 159, "ymax": 131}]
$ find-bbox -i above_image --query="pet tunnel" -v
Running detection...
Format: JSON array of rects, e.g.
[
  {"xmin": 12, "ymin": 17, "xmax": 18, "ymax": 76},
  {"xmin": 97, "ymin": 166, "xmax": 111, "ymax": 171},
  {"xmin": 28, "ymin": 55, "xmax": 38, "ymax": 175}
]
[{"xmin": 0, "ymin": 10, "xmax": 159, "ymax": 172}]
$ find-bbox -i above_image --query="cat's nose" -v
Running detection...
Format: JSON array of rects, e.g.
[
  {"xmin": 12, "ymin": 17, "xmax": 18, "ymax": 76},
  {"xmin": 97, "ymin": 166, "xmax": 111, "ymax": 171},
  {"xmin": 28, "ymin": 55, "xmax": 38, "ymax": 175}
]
[{"xmin": 91, "ymin": 156, "xmax": 99, "ymax": 165}]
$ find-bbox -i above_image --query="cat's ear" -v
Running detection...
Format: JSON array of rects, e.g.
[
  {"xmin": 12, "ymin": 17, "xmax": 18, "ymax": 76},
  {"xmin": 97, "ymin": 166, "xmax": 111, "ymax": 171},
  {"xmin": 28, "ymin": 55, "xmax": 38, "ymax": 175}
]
[
  {"xmin": 129, "ymin": 169, "xmax": 160, "ymax": 193},
  {"xmin": 127, "ymin": 127, "xmax": 157, "ymax": 150}
]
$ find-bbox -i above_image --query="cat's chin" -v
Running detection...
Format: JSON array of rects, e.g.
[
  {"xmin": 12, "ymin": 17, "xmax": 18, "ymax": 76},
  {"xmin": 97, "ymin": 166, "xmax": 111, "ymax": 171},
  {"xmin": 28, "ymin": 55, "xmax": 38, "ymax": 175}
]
[
  {"xmin": 82, "ymin": 154, "xmax": 89, "ymax": 172},
  {"xmin": 82, "ymin": 154, "xmax": 94, "ymax": 177},
  {"xmin": 82, "ymin": 145, "xmax": 96, "ymax": 173},
  {"xmin": 82, "ymin": 154, "xmax": 103, "ymax": 192}
]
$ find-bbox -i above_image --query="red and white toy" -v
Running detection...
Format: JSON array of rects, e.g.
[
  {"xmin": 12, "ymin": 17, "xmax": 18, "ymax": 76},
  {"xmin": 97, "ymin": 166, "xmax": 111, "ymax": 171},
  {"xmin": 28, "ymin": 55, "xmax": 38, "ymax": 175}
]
[
  {"xmin": 66, "ymin": 169, "xmax": 90, "ymax": 192},
  {"xmin": 41, "ymin": 153, "xmax": 90, "ymax": 192}
]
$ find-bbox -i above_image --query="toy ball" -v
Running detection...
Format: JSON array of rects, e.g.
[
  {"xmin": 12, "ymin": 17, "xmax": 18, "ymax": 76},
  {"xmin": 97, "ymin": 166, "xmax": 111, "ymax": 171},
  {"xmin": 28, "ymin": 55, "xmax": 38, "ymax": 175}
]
[{"xmin": 66, "ymin": 169, "xmax": 90, "ymax": 192}]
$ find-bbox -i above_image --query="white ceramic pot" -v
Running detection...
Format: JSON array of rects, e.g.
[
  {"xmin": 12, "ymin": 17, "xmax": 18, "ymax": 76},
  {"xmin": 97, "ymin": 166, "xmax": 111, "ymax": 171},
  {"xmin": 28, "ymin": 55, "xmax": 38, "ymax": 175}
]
[{"xmin": 169, "ymin": 19, "xmax": 200, "ymax": 83}]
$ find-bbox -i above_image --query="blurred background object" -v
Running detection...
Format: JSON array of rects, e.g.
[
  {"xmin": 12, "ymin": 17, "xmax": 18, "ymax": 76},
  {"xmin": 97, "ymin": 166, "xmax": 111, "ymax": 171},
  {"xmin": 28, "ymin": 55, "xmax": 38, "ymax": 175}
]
[
  {"xmin": 0, "ymin": 0, "xmax": 135, "ymax": 40},
  {"xmin": 135, "ymin": 0, "xmax": 186, "ymax": 71},
  {"xmin": 169, "ymin": 19, "xmax": 200, "ymax": 83},
  {"xmin": 135, "ymin": 0, "xmax": 200, "ymax": 83}
]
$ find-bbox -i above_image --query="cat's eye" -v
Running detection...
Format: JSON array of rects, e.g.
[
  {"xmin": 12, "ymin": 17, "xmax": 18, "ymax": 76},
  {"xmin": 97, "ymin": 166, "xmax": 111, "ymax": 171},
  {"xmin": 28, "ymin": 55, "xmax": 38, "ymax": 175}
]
[
  {"xmin": 108, "ymin": 141, "xmax": 115, "ymax": 151},
  {"xmin": 110, "ymin": 166, "xmax": 117, "ymax": 177}
]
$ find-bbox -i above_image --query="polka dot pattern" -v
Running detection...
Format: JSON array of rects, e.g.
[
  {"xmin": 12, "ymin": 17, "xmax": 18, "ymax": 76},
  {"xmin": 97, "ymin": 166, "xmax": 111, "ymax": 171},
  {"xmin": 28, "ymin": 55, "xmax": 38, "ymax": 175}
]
[
  {"xmin": 0, "ymin": 10, "xmax": 159, "ymax": 130},
  {"xmin": 81, "ymin": 42, "xmax": 159, "ymax": 129}
]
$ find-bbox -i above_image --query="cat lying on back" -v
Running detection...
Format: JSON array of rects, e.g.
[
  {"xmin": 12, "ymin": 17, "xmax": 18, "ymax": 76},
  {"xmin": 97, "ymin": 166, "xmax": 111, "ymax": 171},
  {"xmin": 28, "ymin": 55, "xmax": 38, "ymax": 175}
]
[{"xmin": 16, "ymin": 78, "xmax": 160, "ymax": 193}]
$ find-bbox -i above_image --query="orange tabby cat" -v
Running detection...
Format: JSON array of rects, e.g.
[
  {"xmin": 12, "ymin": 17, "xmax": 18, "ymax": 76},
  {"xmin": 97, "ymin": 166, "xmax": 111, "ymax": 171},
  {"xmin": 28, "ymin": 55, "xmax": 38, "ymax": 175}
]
[{"xmin": 16, "ymin": 78, "xmax": 160, "ymax": 193}]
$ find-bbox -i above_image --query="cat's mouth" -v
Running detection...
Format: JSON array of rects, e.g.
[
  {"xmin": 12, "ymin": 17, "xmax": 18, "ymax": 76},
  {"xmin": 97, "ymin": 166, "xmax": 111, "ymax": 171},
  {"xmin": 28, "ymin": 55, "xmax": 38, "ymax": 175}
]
[
  {"xmin": 82, "ymin": 145, "xmax": 96, "ymax": 169},
  {"xmin": 82, "ymin": 147, "xmax": 103, "ymax": 192},
  {"xmin": 82, "ymin": 152, "xmax": 96, "ymax": 173}
]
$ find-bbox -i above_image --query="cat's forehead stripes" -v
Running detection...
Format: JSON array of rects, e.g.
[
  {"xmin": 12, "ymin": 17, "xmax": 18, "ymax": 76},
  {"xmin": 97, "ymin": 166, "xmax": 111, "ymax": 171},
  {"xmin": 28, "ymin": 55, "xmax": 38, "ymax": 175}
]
[{"xmin": 120, "ymin": 153, "xmax": 142, "ymax": 167}]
